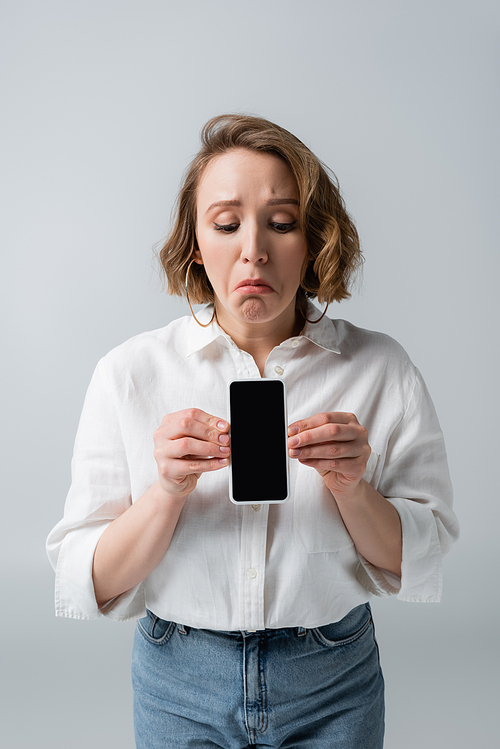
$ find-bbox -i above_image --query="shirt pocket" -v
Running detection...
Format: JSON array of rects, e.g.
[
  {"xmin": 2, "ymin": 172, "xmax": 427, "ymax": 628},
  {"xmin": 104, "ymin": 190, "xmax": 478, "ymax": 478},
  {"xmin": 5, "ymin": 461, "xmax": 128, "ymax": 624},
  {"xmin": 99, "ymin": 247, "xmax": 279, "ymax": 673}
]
[{"xmin": 292, "ymin": 452, "xmax": 380, "ymax": 554}]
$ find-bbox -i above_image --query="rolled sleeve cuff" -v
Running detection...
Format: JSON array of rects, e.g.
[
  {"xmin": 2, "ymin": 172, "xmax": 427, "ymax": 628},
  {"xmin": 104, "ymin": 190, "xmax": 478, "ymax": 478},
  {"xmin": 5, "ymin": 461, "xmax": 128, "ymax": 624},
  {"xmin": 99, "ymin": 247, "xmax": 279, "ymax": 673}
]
[
  {"xmin": 356, "ymin": 498, "xmax": 443, "ymax": 603},
  {"xmin": 54, "ymin": 523, "xmax": 146, "ymax": 621}
]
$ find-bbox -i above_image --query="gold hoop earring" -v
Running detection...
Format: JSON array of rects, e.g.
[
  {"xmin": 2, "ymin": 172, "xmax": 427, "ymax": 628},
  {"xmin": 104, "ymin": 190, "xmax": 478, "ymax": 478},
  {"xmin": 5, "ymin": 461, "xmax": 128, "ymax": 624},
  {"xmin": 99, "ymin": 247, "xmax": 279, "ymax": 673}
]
[
  {"xmin": 185, "ymin": 259, "xmax": 216, "ymax": 328},
  {"xmin": 304, "ymin": 302, "xmax": 329, "ymax": 324}
]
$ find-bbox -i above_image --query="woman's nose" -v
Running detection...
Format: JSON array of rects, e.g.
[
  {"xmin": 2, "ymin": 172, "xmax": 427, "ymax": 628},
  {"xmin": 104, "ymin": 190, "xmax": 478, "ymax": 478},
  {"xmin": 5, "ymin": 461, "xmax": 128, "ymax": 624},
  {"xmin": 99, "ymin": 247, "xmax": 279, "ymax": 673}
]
[{"xmin": 240, "ymin": 225, "xmax": 268, "ymax": 263}]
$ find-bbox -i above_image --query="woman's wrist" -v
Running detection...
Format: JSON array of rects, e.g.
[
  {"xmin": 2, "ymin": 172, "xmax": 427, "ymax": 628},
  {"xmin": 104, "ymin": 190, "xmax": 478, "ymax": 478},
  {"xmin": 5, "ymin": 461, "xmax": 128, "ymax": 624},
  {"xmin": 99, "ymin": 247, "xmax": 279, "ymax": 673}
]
[
  {"xmin": 153, "ymin": 479, "xmax": 190, "ymax": 507},
  {"xmin": 325, "ymin": 477, "xmax": 366, "ymax": 504}
]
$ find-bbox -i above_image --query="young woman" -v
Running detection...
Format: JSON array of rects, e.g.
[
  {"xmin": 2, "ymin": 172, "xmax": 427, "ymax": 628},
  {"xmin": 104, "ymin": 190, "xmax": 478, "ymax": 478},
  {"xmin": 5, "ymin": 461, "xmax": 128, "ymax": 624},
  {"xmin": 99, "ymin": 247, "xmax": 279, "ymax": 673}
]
[{"xmin": 47, "ymin": 114, "xmax": 459, "ymax": 748}]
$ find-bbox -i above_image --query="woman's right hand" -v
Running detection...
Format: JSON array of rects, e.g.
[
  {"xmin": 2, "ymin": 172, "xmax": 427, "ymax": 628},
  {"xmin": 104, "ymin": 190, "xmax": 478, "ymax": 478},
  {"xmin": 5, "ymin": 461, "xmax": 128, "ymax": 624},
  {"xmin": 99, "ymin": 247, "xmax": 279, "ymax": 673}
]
[{"xmin": 153, "ymin": 408, "xmax": 230, "ymax": 498}]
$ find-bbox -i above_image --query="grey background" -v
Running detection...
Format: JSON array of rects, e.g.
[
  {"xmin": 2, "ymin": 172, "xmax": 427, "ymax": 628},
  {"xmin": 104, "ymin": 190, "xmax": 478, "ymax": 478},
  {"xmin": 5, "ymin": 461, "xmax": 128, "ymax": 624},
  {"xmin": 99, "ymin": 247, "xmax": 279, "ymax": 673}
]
[{"xmin": 1, "ymin": 1, "xmax": 498, "ymax": 746}]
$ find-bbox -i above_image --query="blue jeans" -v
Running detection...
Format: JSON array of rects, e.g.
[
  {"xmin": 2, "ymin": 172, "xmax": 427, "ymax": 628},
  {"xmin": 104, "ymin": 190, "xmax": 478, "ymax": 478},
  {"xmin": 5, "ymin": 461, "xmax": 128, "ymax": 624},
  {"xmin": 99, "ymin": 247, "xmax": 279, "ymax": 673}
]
[{"xmin": 132, "ymin": 603, "xmax": 384, "ymax": 748}]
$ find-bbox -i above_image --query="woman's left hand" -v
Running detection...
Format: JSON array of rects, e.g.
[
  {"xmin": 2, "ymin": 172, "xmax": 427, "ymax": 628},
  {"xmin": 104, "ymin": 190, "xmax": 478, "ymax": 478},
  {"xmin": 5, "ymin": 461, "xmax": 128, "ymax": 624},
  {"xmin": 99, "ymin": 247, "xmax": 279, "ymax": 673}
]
[{"xmin": 288, "ymin": 412, "xmax": 371, "ymax": 497}]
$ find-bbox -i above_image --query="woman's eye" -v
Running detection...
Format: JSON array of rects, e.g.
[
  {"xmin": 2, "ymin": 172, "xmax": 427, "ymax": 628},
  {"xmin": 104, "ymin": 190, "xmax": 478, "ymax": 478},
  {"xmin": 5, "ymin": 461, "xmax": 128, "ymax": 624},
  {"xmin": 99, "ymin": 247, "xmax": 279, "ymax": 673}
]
[
  {"xmin": 271, "ymin": 221, "xmax": 297, "ymax": 233},
  {"xmin": 213, "ymin": 223, "xmax": 239, "ymax": 233},
  {"xmin": 213, "ymin": 220, "xmax": 297, "ymax": 233}
]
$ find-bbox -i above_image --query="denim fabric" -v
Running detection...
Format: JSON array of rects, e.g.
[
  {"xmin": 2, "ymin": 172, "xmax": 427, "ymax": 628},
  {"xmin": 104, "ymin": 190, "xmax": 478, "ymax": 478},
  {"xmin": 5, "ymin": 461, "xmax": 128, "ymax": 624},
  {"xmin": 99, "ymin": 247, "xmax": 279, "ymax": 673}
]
[{"xmin": 132, "ymin": 603, "xmax": 384, "ymax": 748}]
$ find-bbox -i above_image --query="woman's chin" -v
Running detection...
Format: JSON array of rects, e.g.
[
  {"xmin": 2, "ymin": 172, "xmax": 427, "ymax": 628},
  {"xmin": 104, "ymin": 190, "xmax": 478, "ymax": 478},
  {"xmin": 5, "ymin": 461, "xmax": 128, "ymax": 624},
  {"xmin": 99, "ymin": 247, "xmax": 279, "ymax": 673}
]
[
  {"xmin": 216, "ymin": 295, "xmax": 295, "ymax": 332},
  {"xmin": 240, "ymin": 297, "xmax": 268, "ymax": 322}
]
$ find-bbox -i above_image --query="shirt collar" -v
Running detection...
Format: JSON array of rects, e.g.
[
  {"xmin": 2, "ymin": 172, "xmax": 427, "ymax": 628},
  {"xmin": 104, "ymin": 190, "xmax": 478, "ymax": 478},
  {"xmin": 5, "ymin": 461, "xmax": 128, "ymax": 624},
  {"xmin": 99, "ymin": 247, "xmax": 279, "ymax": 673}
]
[
  {"xmin": 184, "ymin": 301, "xmax": 342, "ymax": 357},
  {"xmin": 300, "ymin": 301, "xmax": 341, "ymax": 354},
  {"xmin": 184, "ymin": 306, "xmax": 231, "ymax": 357}
]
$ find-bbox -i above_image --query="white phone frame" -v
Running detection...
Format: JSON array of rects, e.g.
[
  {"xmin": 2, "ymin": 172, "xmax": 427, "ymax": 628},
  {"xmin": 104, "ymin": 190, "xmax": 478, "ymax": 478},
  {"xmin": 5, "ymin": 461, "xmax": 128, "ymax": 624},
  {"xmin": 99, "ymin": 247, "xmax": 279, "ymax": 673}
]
[{"xmin": 227, "ymin": 378, "xmax": 290, "ymax": 505}]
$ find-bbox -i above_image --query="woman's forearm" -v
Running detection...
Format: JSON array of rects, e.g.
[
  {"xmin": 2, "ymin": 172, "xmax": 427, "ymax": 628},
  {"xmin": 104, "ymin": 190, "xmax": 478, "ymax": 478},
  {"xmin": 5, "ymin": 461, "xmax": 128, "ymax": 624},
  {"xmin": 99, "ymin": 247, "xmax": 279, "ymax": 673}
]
[
  {"xmin": 92, "ymin": 408, "xmax": 230, "ymax": 610},
  {"xmin": 332, "ymin": 479, "xmax": 402, "ymax": 578},
  {"xmin": 92, "ymin": 482, "xmax": 187, "ymax": 609}
]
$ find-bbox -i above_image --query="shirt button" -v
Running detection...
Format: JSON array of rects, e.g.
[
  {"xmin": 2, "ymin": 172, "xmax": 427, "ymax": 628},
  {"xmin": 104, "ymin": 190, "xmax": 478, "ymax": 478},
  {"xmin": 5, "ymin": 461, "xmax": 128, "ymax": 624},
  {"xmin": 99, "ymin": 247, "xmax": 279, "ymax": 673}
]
[
  {"xmin": 252, "ymin": 504, "xmax": 261, "ymax": 511},
  {"xmin": 246, "ymin": 568, "xmax": 257, "ymax": 579},
  {"xmin": 274, "ymin": 365, "xmax": 284, "ymax": 376},
  {"xmin": 291, "ymin": 339, "xmax": 300, "ymax": 348}
]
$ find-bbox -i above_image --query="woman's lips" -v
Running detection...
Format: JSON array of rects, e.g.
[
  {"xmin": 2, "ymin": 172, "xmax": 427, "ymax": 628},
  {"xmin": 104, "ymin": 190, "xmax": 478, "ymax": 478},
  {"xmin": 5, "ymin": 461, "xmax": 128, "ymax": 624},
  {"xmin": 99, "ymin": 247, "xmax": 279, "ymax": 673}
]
[{"xmin": 235, "ymin": 279, "xmax": 275, "ymax": 294}]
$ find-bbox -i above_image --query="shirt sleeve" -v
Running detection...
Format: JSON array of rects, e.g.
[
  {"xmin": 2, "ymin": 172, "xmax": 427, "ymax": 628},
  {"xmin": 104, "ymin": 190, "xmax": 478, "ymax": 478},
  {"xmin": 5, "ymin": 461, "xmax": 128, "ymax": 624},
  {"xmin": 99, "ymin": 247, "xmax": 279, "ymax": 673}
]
[
  {"xmin": 46, "ymin": 359, "xmax": 145, "ymax": 621},
  {"xmin": 356, "ymin": 368, "xmax": 459, "ymax": 602}
]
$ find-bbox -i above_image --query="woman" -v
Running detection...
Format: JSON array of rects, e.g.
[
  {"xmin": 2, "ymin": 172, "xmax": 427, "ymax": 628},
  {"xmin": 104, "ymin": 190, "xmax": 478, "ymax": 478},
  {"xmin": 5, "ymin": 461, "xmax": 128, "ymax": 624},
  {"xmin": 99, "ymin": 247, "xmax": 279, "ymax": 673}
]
[{"xmin": 47, "ymin": 114, "xmax": 459, "ymax": 748}]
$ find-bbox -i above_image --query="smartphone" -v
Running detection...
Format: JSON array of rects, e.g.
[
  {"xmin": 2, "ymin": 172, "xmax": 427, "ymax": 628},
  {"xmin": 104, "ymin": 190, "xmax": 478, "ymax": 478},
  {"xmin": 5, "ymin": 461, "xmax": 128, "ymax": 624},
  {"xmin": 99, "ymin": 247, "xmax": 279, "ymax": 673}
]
[{"xmin": 228, "ymin": 379, "xmax": 289, "ymax": 504}]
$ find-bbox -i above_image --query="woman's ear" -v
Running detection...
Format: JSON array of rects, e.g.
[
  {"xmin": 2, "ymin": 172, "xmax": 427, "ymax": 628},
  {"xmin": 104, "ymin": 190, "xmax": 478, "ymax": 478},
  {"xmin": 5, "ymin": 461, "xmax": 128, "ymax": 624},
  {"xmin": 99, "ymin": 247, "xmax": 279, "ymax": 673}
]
[{"xmin": 192, "ymin": 241, "xmax": 204, "ymax": 264}]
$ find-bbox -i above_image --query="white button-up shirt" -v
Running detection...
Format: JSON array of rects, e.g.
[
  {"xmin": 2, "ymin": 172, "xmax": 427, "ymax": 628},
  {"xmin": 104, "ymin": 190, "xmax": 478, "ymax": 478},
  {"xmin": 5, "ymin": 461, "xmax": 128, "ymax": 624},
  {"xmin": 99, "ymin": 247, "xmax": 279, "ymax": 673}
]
[{"xmin": 46, "ymin": 304, "xmax": 459, "ymax": 630}]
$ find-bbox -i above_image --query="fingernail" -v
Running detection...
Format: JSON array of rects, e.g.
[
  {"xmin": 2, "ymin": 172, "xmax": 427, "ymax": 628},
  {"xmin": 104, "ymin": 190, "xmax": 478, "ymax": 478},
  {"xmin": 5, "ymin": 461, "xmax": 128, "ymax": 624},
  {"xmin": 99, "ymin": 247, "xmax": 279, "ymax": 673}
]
[
  {"xmin": 219, "ymin": 458, "xmax": 229, "ymax": 465},
  {"xmin": 220, "ymin": 446, "xmax": 230, "ymax": 454},
  {"xmin": 288, "ymin": 426, "xmax": 299, "ymax": 436},
  {"xmin": 288, "ymin": 436, "xmax": 299, "ymax": 447},
  {"xmin": 219, "ymin": 433, "xmax": 230, "ymax": 445},
  {"xmin": 217, "ymin": 420, "xmax": 228, "ymax": 430},
  {"xmin": 289, "ymin": 448, "xmax": 301, "ymax": 457}
]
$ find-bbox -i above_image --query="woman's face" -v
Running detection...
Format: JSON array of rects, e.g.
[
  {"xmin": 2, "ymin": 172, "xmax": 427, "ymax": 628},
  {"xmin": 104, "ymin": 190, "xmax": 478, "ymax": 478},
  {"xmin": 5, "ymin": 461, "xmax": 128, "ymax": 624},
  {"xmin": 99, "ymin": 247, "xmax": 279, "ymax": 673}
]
[{"xmin": 194, "ymin": 148, "xmax": 307, "ymax": 337}]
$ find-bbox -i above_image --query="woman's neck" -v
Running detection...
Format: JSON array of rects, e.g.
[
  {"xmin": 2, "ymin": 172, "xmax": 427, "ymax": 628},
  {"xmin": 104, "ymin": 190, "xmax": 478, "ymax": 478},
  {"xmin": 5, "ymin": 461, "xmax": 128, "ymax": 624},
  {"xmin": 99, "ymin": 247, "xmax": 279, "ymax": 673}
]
[{"xmin": 215, "ymin": 306, "xmax": 304, "ymax": 377}]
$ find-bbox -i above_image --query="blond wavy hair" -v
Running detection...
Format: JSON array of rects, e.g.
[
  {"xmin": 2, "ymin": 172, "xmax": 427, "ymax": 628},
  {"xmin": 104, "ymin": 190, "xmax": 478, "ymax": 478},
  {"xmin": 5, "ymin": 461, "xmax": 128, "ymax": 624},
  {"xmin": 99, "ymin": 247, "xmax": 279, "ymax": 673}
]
[{"xmin": 159, "ymin": 114, "xmax": 362, "ymax": 311}]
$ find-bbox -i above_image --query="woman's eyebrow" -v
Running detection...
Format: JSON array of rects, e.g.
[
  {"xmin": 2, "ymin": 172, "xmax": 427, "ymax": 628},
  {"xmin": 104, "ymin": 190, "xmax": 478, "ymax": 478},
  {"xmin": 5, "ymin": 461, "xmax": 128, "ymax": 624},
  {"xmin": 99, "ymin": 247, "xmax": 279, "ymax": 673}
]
[
  {"xmin": 206, "ymin": 200, "xmax": 241, "ymax": 213},
  {"xmin": 206, "ymin": 198, "xmax": 299, "ymax": 214},
  {"xmin": 267, "ymin": 198, "xmax": 299, "ymax": 206}
]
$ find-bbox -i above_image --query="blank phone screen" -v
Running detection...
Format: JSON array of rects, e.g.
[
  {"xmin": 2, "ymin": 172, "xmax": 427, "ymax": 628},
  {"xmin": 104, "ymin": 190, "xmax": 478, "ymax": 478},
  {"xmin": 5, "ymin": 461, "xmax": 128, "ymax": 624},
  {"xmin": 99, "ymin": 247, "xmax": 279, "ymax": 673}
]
[{"xmin": 229, "ymin": 379, "xmax": 288, "ymax": 502}]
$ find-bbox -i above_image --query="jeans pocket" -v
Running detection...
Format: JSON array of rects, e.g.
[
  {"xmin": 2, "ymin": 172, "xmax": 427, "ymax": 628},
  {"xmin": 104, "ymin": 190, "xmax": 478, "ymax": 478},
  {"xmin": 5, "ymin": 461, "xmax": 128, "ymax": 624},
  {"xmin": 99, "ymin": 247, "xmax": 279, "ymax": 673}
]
[
  {"xmin": 137, "ymin": 609, "xmax": 176, "ymax": 645},
  {"xmin": 311, "ymin": 604, "xmax": 373, "ymax": 648}
]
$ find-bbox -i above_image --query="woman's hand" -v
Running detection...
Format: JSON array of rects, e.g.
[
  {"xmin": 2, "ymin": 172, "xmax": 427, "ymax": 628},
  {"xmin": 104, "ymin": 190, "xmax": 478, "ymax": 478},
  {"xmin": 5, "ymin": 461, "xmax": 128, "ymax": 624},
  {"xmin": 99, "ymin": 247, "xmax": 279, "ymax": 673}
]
[
  {"xmin": 153, "ymin": 408, "xmax": 230, "ymax": 498},
  {"xmin": 287, "ymin": 412, "xmax": 371, "ymax": 497}
]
